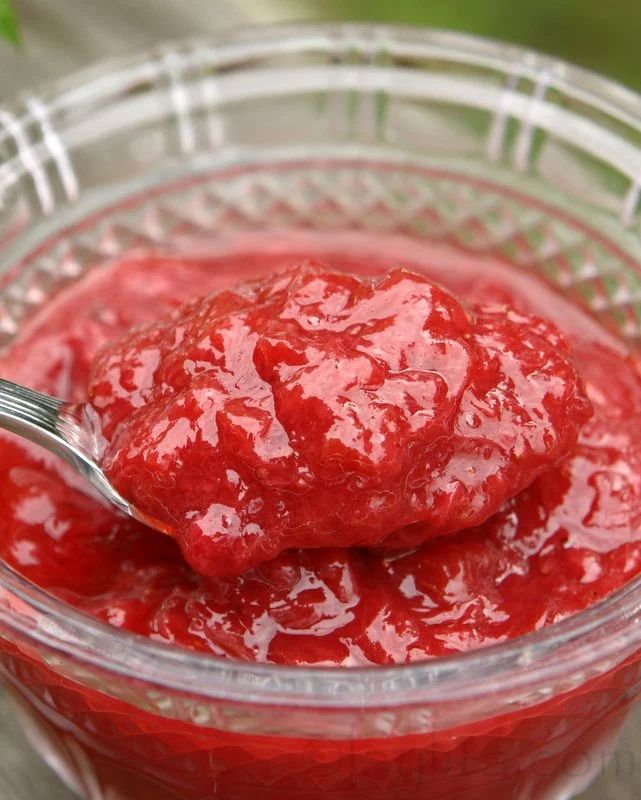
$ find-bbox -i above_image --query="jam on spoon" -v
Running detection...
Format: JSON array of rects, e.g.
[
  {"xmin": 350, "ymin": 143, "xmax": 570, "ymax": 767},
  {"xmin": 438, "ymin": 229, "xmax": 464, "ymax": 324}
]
[{"xmin": 87, "ymin": 262, "xmax": 591, "ymax": 576}]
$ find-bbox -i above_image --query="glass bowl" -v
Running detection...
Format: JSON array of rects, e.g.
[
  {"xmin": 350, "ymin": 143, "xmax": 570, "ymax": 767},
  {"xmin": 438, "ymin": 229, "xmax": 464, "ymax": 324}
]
[{"xmin": 2, "ymin": 23, "xmax": 641, "ymax": 800}]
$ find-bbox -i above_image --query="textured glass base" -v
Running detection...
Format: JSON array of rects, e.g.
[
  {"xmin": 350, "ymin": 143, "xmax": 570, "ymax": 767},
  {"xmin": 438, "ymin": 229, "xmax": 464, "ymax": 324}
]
[{"xmin": 5, "ymin": 688, "xmax": 628, "ymax": 800}]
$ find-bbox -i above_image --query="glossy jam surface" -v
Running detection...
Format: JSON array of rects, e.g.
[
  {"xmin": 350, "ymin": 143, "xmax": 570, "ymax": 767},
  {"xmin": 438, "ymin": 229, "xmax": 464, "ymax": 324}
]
[
  {"xmin": 2, "ymin": 240, "xmax": 641, "ymax": 665},
  {"xmin": 89, "ymin": 263, "xmax": 590, "ymax": 576}
]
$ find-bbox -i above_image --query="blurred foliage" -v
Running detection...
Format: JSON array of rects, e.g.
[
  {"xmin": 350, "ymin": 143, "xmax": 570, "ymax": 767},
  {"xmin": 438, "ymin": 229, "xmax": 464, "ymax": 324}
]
[
  {"xmin": 316, "ymin": 0, "xmax": 641, "ymax": 91},
  {"xmin": 0, "ymin": 0, "xmax": 18, "ymax": 44}
]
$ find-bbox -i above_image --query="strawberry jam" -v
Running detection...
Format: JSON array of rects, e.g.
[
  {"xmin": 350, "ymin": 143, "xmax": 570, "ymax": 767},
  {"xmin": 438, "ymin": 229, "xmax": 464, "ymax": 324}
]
[
  {"xmin": 0, "ymin": 241, "xmax": 639, "ymax": 664},
  {"xmin": 88, "ymin": 263, "xmax": 590, "ymax": 576},
  {"xmin": 2, "ymin": 238, "xmax": 641, "ymax": 800}
]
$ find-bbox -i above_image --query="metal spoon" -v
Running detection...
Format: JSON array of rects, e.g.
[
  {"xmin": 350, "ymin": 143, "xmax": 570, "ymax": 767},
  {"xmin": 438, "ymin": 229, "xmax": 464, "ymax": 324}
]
[{"xmin": 0, "ymin": 377, "xmax": 163, "ymax": 530}]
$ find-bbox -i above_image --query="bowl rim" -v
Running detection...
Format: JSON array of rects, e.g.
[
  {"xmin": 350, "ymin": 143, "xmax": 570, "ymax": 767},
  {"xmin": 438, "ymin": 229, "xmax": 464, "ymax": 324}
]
[{"xmin": 3, "ymin": 21, "xmax": 641, "ymax": 710}]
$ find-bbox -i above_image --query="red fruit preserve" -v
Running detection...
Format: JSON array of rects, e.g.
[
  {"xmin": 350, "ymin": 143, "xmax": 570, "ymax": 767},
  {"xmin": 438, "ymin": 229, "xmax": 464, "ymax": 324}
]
[
  {"xmin": 88, "ymin": 263, "xmax": 590, "ymax": 576},
  {"xmin": 1, "ymin": 236, "xmax": 641, "ymax": 799}
]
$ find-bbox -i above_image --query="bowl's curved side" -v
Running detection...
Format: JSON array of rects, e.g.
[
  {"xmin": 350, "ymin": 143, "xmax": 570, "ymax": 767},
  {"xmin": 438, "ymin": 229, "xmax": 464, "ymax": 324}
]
[{"xmin": 0, "ymin": 23, "xmax": 641, "ymax": 724}]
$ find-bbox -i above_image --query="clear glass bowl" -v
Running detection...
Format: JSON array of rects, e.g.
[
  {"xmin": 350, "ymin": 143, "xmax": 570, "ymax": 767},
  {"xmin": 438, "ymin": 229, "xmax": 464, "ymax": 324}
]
[{"xmin": 2, "ymin": 23, "xmax": 641, "ymax": 800}]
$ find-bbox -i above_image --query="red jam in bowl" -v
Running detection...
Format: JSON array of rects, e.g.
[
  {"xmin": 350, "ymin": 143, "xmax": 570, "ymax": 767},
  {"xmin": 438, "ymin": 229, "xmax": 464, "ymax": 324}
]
[
  {"xmin": 88, "ymin": 263, "xmax": 590, "ymax": 576},
  {"xmin": 1, "ymin": 237, "xmax": 641, "ymax": 799}
]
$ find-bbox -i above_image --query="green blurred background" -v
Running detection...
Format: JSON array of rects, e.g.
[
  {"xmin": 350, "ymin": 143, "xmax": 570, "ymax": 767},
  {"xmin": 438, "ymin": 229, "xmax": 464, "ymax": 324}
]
[
  {"xmin": 313, "ymin": 0, "xmax": 641, "ymax": 91},
  {"xmin": 1, "ymin": 1, "xmax": 640, "ymax": 97}
]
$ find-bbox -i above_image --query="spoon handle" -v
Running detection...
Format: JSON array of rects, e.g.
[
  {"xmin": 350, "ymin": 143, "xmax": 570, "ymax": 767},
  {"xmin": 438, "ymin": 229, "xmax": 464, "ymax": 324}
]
[
  {"xmin": 0, "ymin": 377, "xmax": 68, "ymax": 448},
  {"xmin": 0, "ymin": 377, "xmax": 102, "ymax": 487},
  {"xmin": 0, "ymin": 378, "xmax": 166, "ymax": 529}
]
